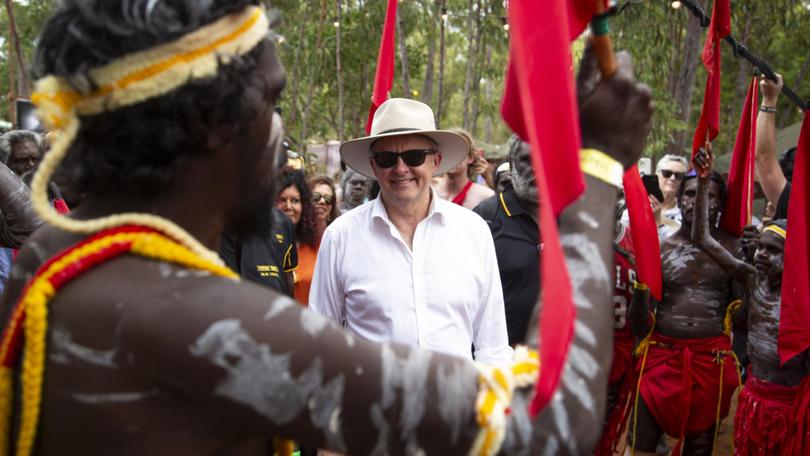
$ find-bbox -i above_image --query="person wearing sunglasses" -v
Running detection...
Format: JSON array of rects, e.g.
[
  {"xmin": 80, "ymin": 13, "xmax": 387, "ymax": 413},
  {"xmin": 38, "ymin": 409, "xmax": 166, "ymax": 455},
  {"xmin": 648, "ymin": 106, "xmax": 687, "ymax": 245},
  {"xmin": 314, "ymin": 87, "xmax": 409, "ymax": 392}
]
[
  {"xmin": 655, "ymin": 154, "xmax": 689, "ymax": 240},
  {"xmin": 309, "ymin": 98, "xmax": 513, "ymax": 368},
  {"xmin": 293, "ymin": 175, "xmax": 339, "ymax": 305}
]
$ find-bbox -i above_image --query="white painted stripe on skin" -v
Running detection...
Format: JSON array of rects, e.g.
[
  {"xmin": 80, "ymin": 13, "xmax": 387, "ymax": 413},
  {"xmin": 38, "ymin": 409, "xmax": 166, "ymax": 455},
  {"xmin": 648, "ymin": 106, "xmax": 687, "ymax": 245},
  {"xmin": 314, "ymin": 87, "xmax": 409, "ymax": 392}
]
[
  {"xmin": 264, "ymin": 297, "xmax": 294, "ymax": 321},
  {"xmin": 549, "ymin": 392, "xmax": 574, "ymax": 453},
  {"xmin": 300, "ymin": 308, "xmax": 329, "ymax": 336},
  {"xmin": 567, "ymin": 344, "xmax": 599, "ymax": 380},
  {"xmin": 574, "ymin": 320, "xmax": 597, "ymax": 348},
  {"xmin": 51, "ymin": 326, "xmax": 118, "ymax": 368},
  {"xmin": 72, "ymin": 389, "xmax": 158, "ymax": 404}
]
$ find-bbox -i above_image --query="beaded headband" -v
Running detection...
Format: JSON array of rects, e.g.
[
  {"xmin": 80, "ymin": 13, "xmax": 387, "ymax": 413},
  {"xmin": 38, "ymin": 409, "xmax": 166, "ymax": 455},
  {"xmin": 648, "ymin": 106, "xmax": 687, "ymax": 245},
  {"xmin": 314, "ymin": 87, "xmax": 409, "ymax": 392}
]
[
  {"xmin": 763, "ymin": 224, "xmax": 787, "ymax": 240},
  {"xmin": 30, "ymin": 5, "xmax": 270, "ymax": 263}
]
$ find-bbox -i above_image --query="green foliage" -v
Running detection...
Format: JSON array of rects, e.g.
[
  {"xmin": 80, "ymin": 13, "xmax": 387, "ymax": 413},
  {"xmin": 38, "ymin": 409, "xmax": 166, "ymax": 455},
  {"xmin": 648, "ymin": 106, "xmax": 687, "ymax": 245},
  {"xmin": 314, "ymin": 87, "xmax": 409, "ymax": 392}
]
[
  {"xmin": 1, "ymin": 0, "xmax": 57, "ymax": 122},
  {"xmin": 2, "ymin": 0, "xmax": 808, "ymax": 160}
]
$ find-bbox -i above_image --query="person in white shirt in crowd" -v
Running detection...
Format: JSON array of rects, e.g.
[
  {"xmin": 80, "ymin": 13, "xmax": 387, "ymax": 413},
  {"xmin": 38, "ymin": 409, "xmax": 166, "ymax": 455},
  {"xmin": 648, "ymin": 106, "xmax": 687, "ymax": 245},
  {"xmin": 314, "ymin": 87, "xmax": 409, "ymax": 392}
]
[
  {"xmin": 653, "ymin": 154, "xmax": 688, "ymax": 240},
  {"xmin": 309, "ymin": 98, "xmax": 512, "ymax": 366}
]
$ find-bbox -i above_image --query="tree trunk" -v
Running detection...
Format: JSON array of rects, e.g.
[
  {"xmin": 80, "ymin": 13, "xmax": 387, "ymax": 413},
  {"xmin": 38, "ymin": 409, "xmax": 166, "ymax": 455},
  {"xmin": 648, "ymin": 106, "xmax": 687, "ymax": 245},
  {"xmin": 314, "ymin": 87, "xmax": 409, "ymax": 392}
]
[
  {"xmin": 469, "ymin": 0, "xmax": 484, "ymax": 137},
  {"xmin": 665, "ymin": 0, "xmax": 707, "ymax": 157},
  {"xmin": 421, "ymin": 0, "xmax": 437, "ymax": 104},
  {"xmin": 6, "ymin": 23, "xmax": 17, "ymax": 126},
  {"xmin": 4, "ymin": 0, "xmax": 29, "ymax": 98},
  {"xmin": 286, "ymin": 2, "xmax": 311, "ymax": 130},
  {"xmin": 397, "ymin": 8, "xmax": 411, "ymax": 97},
  {"xmin": 300, "ymin": 0, "xmax": 328, "ymax": 145},
  {"xmin": 436, "ymin": 0, "xmax": 447, "ymax": 127},
  {"xmin": 462, "ymin": 0, "xmax": 476, "ymax": 130},
  {"xmin": 355, "ymin": 0, "xmax": 369, "ymax": 139},
  {"xmin": 666, "ymin": 9, "xmax": 686, "ymax": 97},
  {"xmin": 336, "ymin": 0, "xmax": 345, "ymax": 141},
  {"xmin": 483, "ymin": 75, "xmax": 494, "ymax": 143}
]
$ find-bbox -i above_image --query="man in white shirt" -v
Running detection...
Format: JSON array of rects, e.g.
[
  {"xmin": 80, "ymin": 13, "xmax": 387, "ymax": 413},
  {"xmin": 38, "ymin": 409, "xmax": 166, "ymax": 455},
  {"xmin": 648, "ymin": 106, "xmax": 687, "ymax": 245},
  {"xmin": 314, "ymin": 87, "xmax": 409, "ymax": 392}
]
[{"xmin": 309, "ymin": 98, "xmax": 512, "ymax": 366}]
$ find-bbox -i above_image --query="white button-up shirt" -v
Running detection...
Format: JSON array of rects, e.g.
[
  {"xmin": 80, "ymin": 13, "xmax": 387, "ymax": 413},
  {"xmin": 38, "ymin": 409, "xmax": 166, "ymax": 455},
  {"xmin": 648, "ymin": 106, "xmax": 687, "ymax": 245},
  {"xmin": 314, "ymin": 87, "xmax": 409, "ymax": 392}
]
[{"xmin": 309, "ymin": 191, "xmax": 513, "ymax": 366}]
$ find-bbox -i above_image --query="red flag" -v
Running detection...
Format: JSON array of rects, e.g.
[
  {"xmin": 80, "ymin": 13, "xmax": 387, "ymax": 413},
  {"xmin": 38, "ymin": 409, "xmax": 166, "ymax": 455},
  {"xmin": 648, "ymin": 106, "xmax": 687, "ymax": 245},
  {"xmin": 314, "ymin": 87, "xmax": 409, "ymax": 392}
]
[
  {"xmin": 691, "ymin": 0, "xmax": 731, "ymax": 160},
  {"xmin": 719, "ymin": 77, "xmax": 758, "ymax": 236},
  {"xmin": 568, "ymin": 0, "xmax": 610, "ymax": 40},
  {"xmin": 501, "ymin": 0, "xmax": 583, "ymax": 416},
  {"xmin": 366, "ymin": 0, "xmax": 398, "ymax": 134},
  {"xmin": 622, "ymin": 165, "xmax": 662, "ymax": 301},
  {"xmin": 778, "ymin": 112, "xmax": 810, "ymax": 365}
]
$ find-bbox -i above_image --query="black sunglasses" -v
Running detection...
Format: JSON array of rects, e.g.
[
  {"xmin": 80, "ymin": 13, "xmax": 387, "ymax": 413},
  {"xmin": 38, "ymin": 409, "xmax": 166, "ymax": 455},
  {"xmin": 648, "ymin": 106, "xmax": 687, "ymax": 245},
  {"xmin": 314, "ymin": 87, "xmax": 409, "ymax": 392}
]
[
  {"xmin": 659, "ymin": 169, "xmax": 685, "ymax": 181},
  {"xmin": 371, "ymin": 149, "xmax": 437, "ymax": 169},
  {"xmin": 312, "ymin": 192, "xmax": 335, "ymax": 204}
]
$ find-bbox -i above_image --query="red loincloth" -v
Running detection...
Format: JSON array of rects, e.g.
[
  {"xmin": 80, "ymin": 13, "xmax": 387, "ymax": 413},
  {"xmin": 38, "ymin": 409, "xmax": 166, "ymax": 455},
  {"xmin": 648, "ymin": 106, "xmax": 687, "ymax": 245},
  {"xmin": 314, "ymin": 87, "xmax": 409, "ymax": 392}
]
[
  {"xmin": 637, "ymin": 333, "xmax": 739, "ymax": 446},
  {"xmin": 734, "ymin": 375, "xmax": 798, "ymax": 456},
  {"xmin": 785, "ymin": 374, "xmax": 810, "ymax": 455},
  {"xmin": 451, "ymin": 181, "xmax": 473, "ymax": 206}
]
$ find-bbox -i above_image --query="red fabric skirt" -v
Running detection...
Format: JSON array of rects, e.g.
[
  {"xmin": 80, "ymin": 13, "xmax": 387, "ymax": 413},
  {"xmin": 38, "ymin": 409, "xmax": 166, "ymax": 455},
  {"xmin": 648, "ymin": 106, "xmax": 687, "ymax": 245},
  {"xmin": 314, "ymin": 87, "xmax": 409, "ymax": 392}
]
[
  {"xmin": 637, "ymin": 333, "xmax": 739, "ymax": 439},
  {"xmin": 785, "ymin": 374, "xmax": 810, "ymax": 455},
  {"xmin": 734, "ymin": 376, "xmax": 798, "ymax": 456}
]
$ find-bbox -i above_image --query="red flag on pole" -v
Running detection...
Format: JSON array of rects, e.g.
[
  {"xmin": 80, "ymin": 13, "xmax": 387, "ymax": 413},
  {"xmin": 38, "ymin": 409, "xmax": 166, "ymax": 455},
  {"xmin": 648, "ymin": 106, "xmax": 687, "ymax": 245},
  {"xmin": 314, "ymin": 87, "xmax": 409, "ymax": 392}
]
[
  {"xmin": 366, "ymin": 0, "xmax": 398, "ymax": 134},
  {"xmin": 623, "ymin": 165, "xmax": 662, "ymax": 301},
  {"xmin": 719, "ymin": 77, "xmax": 758, "ymax": 236},
  {"xmin": 778, "ymin": 112, "xmax": 810, "ymax": 365},
  {"xmin": 691, "ymin": 0, "xmax": 731, "ymax": 160},
  {"xmin": 500, "ymin": 0, "xmax": 584, "ymax": 416}
]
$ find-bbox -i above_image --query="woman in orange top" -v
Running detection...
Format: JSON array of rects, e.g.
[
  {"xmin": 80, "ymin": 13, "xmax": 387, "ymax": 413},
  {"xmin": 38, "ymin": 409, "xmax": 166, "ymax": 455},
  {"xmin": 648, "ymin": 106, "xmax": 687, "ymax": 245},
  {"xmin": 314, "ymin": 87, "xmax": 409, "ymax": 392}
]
[
  {"xmin": 296, "ymin": 175, "xmax": 338, "ymax": 305},
  {"xmin": 275, "ymin": 170, "xmax": 317, "ymax": 305}
]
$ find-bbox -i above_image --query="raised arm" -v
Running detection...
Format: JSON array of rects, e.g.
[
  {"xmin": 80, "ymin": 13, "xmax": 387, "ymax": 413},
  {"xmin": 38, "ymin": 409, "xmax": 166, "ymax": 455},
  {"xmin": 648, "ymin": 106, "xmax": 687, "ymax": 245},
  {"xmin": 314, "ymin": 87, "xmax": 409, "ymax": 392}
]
[
  {"xmin": 500, "ymin": 46, "xmax": 654, "ymax": 454},
  {"xmin": 755, "ymin": 74, "xmax": 787, "ymax": 205},
  {"xmin": 0, "ymin": 161, "xmax": 41, "ymax": 248},
  {"xmin": 691, "ymin": 148, "xmax": 754, "ymax": 284}
]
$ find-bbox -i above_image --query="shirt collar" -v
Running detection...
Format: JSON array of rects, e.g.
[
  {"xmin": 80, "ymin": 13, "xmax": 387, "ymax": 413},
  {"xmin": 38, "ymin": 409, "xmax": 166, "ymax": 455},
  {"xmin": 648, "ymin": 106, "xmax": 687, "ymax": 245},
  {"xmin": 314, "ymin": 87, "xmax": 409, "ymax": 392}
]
[{"xmin": 371, "ymin": 187, "xmax": 448, "ymax": 226}]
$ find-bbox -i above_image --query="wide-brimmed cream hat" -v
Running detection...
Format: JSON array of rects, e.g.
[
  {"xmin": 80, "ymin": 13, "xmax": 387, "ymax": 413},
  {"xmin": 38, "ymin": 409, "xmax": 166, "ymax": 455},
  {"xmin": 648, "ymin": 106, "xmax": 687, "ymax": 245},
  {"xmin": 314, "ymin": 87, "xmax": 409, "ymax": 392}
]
[{"xmin": 340, "ymin": 98, "xmax": 468, "ymax": 178}]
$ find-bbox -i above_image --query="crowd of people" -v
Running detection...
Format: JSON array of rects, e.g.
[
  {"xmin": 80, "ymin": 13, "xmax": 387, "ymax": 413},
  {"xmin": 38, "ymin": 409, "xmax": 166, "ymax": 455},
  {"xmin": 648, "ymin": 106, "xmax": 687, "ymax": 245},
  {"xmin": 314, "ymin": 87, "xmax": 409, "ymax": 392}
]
[{"xmin": 0, "ymin": 1, "xmax": 806, "ymax": 455}]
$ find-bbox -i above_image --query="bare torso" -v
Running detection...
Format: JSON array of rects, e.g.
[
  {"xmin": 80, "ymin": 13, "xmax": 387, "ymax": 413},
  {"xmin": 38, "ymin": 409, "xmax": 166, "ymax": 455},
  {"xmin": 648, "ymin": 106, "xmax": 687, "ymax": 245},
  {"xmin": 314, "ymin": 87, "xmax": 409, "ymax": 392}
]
[
  {"xmin": 746, "ymin": 276, "xmax": 807, "ymax": 386},
  {"xmin": 657, "ymin": 231, "xmax": 740, "ymax": 339}
]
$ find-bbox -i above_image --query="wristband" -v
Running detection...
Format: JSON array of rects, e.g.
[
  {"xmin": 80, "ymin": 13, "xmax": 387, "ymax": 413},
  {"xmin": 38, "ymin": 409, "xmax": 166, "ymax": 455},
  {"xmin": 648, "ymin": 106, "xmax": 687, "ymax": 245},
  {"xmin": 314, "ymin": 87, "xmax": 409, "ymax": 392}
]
[
  {"xmin": 759, "ymin": 106, "xmax": 777, "ymax": 114},
  {"xmin": 580, "ymin": 148, "xmax": 623, "ymax": 189},
  {"xmin": 633, "ymin": 281, "xmax": 649, "ymax": 291}
]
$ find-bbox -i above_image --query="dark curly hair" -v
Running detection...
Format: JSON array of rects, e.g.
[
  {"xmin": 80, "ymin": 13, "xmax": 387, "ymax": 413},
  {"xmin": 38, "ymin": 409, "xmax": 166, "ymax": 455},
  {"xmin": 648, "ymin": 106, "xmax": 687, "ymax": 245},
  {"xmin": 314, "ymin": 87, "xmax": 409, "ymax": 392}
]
[
  {"xmin": 309, "ymin": 175, "xmax": 339, "ymax": 224},
  {"xmin": 33, "ymin": 0, "xmax": 276, "ymax": 199},
  {"xmin": 278, "ymin": 170, "xmax": 317, "ymax": 248}
]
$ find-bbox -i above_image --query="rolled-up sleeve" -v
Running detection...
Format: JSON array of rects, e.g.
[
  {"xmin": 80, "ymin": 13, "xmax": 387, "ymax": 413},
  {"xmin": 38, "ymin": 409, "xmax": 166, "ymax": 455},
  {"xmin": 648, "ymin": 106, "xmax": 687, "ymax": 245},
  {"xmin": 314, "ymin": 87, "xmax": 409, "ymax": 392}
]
[
  {"xmin": 471, "ymin": 223, "xmax": 513, "ymax": 367},
  {"xmin": 308, "ymin": 226, "xmax": 345, "ymax": 325}
]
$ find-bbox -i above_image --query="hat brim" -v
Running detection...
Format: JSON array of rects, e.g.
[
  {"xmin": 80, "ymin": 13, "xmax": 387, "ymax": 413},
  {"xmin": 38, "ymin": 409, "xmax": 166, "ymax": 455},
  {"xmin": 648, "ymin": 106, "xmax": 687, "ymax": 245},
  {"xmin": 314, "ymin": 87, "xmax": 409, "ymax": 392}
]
[{"xmin": 339, "ymin": 130, "xmax": 468, "ymax": 178}]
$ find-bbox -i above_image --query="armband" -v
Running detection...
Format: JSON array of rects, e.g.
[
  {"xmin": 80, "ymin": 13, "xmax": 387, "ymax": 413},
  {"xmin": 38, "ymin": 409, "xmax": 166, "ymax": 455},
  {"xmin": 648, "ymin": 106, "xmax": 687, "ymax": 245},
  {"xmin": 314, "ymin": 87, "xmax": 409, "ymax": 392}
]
[{"xmin": 580, "ymin": 148, "xmax": 623, "ymax": 189}]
